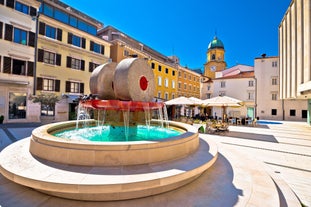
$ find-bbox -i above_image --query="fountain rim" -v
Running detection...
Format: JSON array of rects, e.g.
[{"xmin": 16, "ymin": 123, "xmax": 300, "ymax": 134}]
[
  {"xmin": 31, "ymin": 120, "xmax": 197, "ymax": 147},
  {"xmin": 79, "ymin": 99, "xmax": 165, "ymax": 111}
]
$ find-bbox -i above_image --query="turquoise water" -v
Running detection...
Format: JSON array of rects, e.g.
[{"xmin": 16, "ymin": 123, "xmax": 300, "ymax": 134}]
[
  {"xmin": 257, "ymin": 120, "xmax": 283, "ymax": 125},
  {"xmin": 53, "ymin": 125, "xmax": 182, "ymax": 142}
]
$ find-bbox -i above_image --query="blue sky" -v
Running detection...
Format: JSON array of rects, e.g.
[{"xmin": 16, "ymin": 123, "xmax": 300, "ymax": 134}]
[{"xmin": 62, "ymin": 0, "xmax": 291, "ymax": 70}]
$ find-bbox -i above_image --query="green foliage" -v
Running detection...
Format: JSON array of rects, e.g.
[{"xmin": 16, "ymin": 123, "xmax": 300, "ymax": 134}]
[{"xmin": 29, "ymin": 93, "xmax": 60, "ymax": 109}]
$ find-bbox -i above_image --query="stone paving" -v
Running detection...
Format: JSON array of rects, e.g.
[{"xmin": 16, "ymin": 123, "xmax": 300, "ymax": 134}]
[{"xmin": 0, "ymin": 121, "xmax": 310, "ymax": 206}]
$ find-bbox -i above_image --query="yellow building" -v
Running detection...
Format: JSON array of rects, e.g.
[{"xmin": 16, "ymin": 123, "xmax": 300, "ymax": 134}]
[
  {"xmin": 0, "ymin": 0, "xmax": 41, "ymax": 123},
  {"xmin": 98, "ymin": 26, "xmax": 178, "ymax": 101},
  {"xmin": 177, "ymin": 66, "xmax": 201, "ymax": 98},
  {"xmin": 203, "ymin": 36, "xmax": 226, "ymax": 78},
  {"xmin": 36, "ymin": 0, "xmax": 111, "ymax": 122}
]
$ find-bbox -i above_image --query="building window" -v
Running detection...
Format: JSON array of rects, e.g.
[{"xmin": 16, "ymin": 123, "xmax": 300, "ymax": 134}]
[
  {"xmin": 164, "ymin": 93, "xmax": 168, "ymax": 100},
  {"xmin": 271, "ymin": 109, "xmax": 277, "ymax": 115},
  {"xmin": 15, "ymin": 1, "xmax": 29, "ymax": 14},
  {"xmin": 123, "ymin": 50, "xmax": 129, "ymax": 57},
  {"xmin": 178, "ymin": 82, "xmax": 181, "ymax": 89},
  {"xmin": 13, "ymin": 28, "xmax": 27, "ymax": 45},
  {"xmin": 165, "ymin": 68, "xmax": 168, "ymax": 74},
  {"xmin": 46, "ymin": 25, "xmax": 56, "ymax": 39},
  {"xmin": 189, "ymin": 85, "xmax": 191, "ymax": 90},
  {"xmin": 70, "ymin": 82, "xmax": 80, "ymax": 93},
  {"xmin": 248, "ymin": 92, "xmax": 254, "ymax": 100},
  {"xmin": 65, "ymin": 81, "xmax": 84, "ymax": 94},
  {"xmin": 89, "ymin": 62, "xmax": 99, "ymax": 73},
  {"xmin": 272, "ymin": 93, "xmax": 277, "ymax": 100},
  {"xmin": 207, "ymin": 85, "xmax": 211, "ymax": 91},
  {"xmin": 41, "ymin": 2, "xmax": 97, "ymax": 35},
  {"xmin": 290, "ymin": 109, "xmax": 296, "ymax": 116},
  {"xmin": 178, "ymin": 71, "xmax": 181, "ymax": 77},
  {"xmin": 157, "ymin": 76, "xmax": 162, "ymax": 86},
  {"xmin": 172, "ymin": 80, "xmax": 175, "ymax": 88},
  {"xmin": 206, "ymin": 93, "xmax": 211, "ymax": 99},
  {"xmin": 151, "ymin": 62, "xmax": 155, "ymax": 69},
  {"xmin": 9, "ymin": 92, "xmax": 27, "ymax": 119},
  {"xmin": 302, "ymin": 110, "xmax": 307, "ymax": 118},
  {"xmin": 158, "ymin": 65, "xmax": 162, "ymax": 72},
  {"xmin": 211, "ymin": 54, "xmax": 216, "ymax": 60},
  {"xmin": 248, "ymin": 80, "xmax": 254, "ymax": 87},
  {"xmin": 68, "ymin": 33, "xmax": 85, "ymax": 48},
  {"xmin": 272, "ymin": 61, "xmax": 277, "ymax": 67},
  {"xmin": 43, "ymin": 51, "xmax": 56, "ymax": 65},
  {"xmin": 164, "ymin": 78, "xmax": 169, "ymax": 87},
  {"xmin": 172, "ymin": 94, "xmax": 175, "ymax": 99},
  {"xmin": 172, "ymin": 70, "xmax": 175, "ymax": 76},
  {"xmin": 43, "ymin": 78, "xmax": 55, "ymax": 91},
  {"xmin": 90, "ymin": 41, "xmax": 104, "ymax": 54},
  {"xmin": 66, "ymin": 56, "xmax": 85, "ymax": 70},
  {"xmin": 184, "ymin": 74, "xmax": 187, "ymax": 79},
  {"xmin": 220, "ymin": 81, "xmax": 226, "ymax": 88},
  {"xmin": 158, "ymin": 91, "xmax": 161, "ymax": 99},
  {"xmin": 71, "ymin": 58, "xmax": 81, "ymax": 70},
  {"xmin": 184, "ymin": 83, "xmax": 187, "ymax": 90},
  {"xmin": 189, "ymin": 75, "xmax": 191, "ymax": 80},
  {"xmin": 272, "ymin": 77, "xmax": 278, "ymax": 85}
]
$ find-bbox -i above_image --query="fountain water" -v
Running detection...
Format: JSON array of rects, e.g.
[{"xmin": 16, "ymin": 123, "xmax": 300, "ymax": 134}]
[{"xmin": 0, "ymin": 58, "xmax": 218, "ymax": 201}]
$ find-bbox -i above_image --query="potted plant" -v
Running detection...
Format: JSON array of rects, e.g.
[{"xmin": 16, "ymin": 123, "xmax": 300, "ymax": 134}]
[{"xmin": 0, "ymin": 115, "xmax": 4, "ymax": 124}]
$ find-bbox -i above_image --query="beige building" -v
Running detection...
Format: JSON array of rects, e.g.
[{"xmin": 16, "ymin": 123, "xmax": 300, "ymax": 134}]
[
  {"xmin": 279, "ymin": 0, "xmax": 311, "ymax": 124},
  {"xmin": 0, "ymin": 0, "xmax": 41, "ymax": 123},
  {"xmin": 35, "ymin": 0, "xmax": 111, "ymax": 122},
  {"xmin": 255, "ymin": 56, "xmax": 307, "ymax": 121}
]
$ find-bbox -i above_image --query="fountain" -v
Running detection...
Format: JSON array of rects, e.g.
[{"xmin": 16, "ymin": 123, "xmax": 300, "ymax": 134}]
[{"xmin": 0, "ymin": 58, "xmax": 218, "ymax": 201}]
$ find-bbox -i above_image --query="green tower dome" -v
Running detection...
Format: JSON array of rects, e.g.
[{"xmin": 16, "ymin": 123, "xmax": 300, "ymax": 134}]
[{"xmin": 208, "ymin": 36, "xmax": 224, "ymax": 50}]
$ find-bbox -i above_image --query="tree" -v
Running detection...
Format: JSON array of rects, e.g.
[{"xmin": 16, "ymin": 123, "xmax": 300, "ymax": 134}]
[{"xmin": 29, "ymin": 93, "xmax": 60, "ymax": 116}]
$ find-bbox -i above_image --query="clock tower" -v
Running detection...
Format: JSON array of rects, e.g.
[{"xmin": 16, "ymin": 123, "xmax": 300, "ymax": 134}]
[{"xmin": 203, "ymin": 36, "xmax": 226, "ymax": 78}]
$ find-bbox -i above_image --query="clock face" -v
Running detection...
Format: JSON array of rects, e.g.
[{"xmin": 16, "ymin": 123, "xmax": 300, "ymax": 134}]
[{"xmin": 210, "ymin": 65, "xmax": 216, "ymax": 72}]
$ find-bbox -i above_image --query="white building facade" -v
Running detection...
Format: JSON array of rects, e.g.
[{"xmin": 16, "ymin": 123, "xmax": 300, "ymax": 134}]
[
  {"xmin": 212, "ymin": 65, "xmax": 256, "ymax": 120},
  {"xmin": 279, "ymin": 0, "xmax": 311, "ymax": 124},
  {"xmin": 255, "ymin": 56, "xmax": 307, "ymax": 121}
]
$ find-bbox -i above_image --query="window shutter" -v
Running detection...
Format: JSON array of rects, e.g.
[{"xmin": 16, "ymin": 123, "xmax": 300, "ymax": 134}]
[
  {"xmin": 28, "ymin": 31, "xmax": 35, "ymax": 47},
  {"xmin": 57, "ymin": 28, "xmax": 62, "ymax": 41},
  {"xmin": 30, "ymin": 6, "xmax": 37, "ymax": 17},
  {"xmin": 38, "ymin": 49, "xmax": 44, "ymax": 62},
  {"xmin": 55, "ymin": 80, "xmax": 60, "ymax": 92},
  {"xmin": 89, "ymin": 62, "xmax": 93, "ymax": 72},
  {"xmin": 65, "ymin": 81, "xmax": 70, "ymax": 92},
  {"xmin": 82, "ymin": 38, "xmax": 86, "ymax": 49},
  {"xmin": 101, "ymin": 45, "xmax": 105, "ymax": 55},
  {"xmin": 66, "ymin": 56, "xmax": 72, "ymax": 68},
  {"xmin": 39, "ymin": 22, "xmax": 45, "ymax": 35},
  {"xmin": 5, "ymin": 24, "xmax": 13, "ymax": 41},
  {"xmin": 90, "ymin": 41, "xmax": 94, "ymax": 51},
  {"xmin": 3, "ymin": 56, "xmax": 11, "ymax": 73},
  {"xmin": 56, "ymin": 54, "xmax": 61, "ymax": 66},
  {"xmin": 27, "ymin": 61, "xmax": 34, "ymax": 76},
  {"xmin": 37, "ymin": 77, "xmax": 43, "ymax": 90},
  {"xmin": 0, "ymin": 22, "xmax": 3, "ymax": 39},
  {"xmin": 6, "ymin": 0, "xmax": 14, "ymax": 8},
  {"xmin": 81, "ymin": 60, "xmax": 85, "ymax": 71},
  {"xmin": 80, "ymin": 83, "xmax": 84, "ymax": 94},
  {"xmin": 67, "ymin": 32, "xmax": 72, "ymax": 44}
]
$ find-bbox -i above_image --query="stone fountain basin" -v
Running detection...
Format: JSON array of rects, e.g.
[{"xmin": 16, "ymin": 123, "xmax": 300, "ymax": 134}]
[{"xmin": 29, "ymin": 120, "xmax": 199, "ymax": 166}]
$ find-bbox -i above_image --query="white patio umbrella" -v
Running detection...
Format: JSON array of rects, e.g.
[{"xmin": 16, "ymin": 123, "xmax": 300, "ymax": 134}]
[
  {"xmin": 201, "ymin": 95, "xmax": 243, "ymax": 121},
  {"xmin": 188, "ymin": 97, "xmax": 204, "ymax": 106},
  {"xmin": 201, "ymin": 95, "xmax": 243, "ymax": 107},
  {"xmin": 165, "ymin": 96, "xmax": 195, "ymax": 105}
]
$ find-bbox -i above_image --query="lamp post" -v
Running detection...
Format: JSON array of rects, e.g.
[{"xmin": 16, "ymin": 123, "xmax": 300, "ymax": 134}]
[{"xmin": 32, "ymin": 11, "xmax": 39, "ymax": 95}]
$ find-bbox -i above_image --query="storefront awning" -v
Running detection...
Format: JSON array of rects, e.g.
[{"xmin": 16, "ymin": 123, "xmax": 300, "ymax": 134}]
[{"xmin": 0, "ymin": 79, "xmax": 29, "ymax": 85}]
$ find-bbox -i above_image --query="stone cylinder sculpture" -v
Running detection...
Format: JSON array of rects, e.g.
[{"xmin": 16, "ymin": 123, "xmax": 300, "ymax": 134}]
[{"xmin": 113, "ymin": 58, "xmax": 155, "ymax": 101}]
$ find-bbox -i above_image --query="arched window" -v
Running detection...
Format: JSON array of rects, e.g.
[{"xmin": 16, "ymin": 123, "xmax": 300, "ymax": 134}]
[{"xmin": 211, "ymin": 54, "xmax": 216, "ymax": 60}]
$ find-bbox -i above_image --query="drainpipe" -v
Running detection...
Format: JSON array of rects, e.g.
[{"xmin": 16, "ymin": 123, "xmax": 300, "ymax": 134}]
[{"xmin": 32, "ymin": 11, "xmax": 40, "ymax": 95}]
